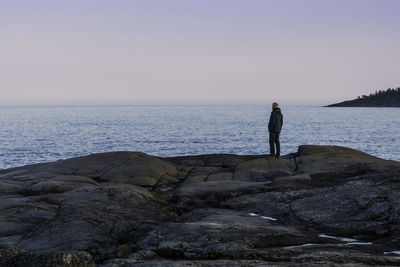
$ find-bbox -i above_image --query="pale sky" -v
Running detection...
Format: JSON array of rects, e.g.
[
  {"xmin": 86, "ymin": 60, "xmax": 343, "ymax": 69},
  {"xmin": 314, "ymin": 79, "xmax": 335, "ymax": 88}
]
[{"xmin": 0, "ymin": 0, "xmax": 399, "ymax": 105}]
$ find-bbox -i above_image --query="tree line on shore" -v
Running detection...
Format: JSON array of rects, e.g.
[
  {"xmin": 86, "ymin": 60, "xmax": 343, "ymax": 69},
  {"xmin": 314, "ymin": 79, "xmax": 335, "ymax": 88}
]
[
  {"xmin": 357, "ymin": 87, "xmax": 400, "ymax": 100},
  {"xmin": 327, "ymin": 87, "xmax": 400, "ymax": 107}
]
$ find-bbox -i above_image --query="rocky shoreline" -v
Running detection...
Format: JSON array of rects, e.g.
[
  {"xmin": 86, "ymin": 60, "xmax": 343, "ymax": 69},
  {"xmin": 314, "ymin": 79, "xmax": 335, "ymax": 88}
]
[{"xmin": 1, "ymin": 145, "xmax": 400, "ymax": 266}]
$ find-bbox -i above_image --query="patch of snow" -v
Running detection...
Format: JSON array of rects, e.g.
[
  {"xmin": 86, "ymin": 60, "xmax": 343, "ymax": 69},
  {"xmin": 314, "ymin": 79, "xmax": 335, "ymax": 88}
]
[
  {"xmin": 347, "ymin": 242, "xmax": 372, "ymax": 245},
  {"xmin": 318, "ymin": 234, "xmax": 358, "ymax": 243},
  {"xmin": 319, "ymin": 234, "xmax": 372, "ymax": 246},
  {"xmin": 158, "ymin": 187, "xmax": 174, "ymax": 192},
  {"xmin": 284, "ymin": 243, "xmax": 316, "ymax": 249},
  {"xmin": 384, "ymin": 251, "xmax": 400, "ymax": 256},
  {"xmin": 248, "ymin": 213, "xmax": 277, "ymax": 221},
  {"xmin": 260, "ymin": 216, "xmax": 277, "ymax": 221}
]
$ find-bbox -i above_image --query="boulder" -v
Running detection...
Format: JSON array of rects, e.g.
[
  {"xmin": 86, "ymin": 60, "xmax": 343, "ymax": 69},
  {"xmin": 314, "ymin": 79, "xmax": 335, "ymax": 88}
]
[
  {"xmin": 296, "ymin": 145, "xmax": 399, "ymax": 176},
  {"xmin": 3, "ymin": 152, "xmax": 179, "ymax": 188}
]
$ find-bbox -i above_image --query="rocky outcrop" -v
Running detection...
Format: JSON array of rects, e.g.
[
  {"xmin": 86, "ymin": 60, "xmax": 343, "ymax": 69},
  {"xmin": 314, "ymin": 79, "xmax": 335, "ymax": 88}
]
[{"xmin": 0, "ymin": 146, "xmax": 400, "ymax": 266}]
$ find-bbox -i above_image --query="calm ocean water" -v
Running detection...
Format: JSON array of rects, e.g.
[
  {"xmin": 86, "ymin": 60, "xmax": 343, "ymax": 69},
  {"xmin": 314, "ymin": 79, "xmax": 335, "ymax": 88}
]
[{"xmin": 0, "ymin": 105, "xmax": 399, "ymax": 170}]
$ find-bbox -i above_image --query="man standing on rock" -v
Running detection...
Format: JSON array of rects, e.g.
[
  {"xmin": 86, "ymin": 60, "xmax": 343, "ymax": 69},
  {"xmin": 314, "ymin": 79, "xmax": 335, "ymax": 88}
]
[{"xmin": 268, "ymin": 102, "xmax": 283, "ymax": 158}]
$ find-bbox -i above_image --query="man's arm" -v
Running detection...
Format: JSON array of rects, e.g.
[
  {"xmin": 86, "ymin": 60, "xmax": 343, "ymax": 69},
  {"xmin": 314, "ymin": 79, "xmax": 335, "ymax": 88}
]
[{"xmin": 268, "ymin": 112, "xmax": 276, "ymax": 132}]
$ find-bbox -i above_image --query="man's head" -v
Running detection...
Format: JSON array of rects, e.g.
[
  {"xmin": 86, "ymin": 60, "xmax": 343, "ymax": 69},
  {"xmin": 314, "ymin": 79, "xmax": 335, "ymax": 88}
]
[{"xmin": 272, "ymin": 102, "xmax": 279, "ymax": 110}]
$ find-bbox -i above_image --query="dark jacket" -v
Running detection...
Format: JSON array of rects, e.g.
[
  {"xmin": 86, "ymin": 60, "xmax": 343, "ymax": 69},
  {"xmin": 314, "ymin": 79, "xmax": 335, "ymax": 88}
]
[{"xmin": 268, "ymin": 108, "xmax": 283, "ymax": 133}]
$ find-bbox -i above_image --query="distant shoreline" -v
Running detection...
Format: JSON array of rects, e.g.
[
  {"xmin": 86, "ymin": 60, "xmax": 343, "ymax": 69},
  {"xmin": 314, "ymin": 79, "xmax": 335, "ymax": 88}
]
[
  {"xmin": 325, "ymin": 104, "xmax": 400, "ymax": 107},
  {"xmin": 325, "ymin": 88, "xmax": 400, "ymax": 107}
]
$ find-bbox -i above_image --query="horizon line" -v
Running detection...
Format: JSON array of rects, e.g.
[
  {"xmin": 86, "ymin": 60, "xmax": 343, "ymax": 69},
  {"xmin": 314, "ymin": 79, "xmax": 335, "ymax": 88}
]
[{"xmin": 0, "ymin": 103, "xmax": 328, "ymax": 108}]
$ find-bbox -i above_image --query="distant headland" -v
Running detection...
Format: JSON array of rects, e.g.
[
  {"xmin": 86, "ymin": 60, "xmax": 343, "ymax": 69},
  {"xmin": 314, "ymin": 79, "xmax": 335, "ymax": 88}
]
[{"xmin": 326, "ymin": 87, "xmax": 400, "ymax": 107}]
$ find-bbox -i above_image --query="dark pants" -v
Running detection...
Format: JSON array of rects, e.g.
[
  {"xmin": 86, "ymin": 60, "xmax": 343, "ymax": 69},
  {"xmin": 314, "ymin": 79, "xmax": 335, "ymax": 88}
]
[{"xmin": 269, "ymin": 132, "xmax": 280, "ymax": 157}]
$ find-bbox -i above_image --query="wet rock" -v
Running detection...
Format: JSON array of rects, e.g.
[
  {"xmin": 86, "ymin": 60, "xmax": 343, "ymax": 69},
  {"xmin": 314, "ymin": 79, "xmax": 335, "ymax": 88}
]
[{"xmin": 0, "ymin": 145, "xmax": 399, "ymax": 265}]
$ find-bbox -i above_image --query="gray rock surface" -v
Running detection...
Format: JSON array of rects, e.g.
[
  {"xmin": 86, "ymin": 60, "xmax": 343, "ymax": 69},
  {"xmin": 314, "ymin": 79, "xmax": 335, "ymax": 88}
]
[{"xmin": 0, "ymin": 146, "xmax": 400, "ymax": 266}]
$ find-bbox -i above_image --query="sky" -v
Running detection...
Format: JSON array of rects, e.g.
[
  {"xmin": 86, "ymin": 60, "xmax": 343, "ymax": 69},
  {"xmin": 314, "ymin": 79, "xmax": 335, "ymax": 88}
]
[{"xmin": 0, "ymin": 0, "xmax": 399, "ymax": 105}]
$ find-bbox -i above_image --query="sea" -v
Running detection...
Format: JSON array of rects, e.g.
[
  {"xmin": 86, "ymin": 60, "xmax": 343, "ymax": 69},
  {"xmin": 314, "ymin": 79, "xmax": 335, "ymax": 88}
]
[{"xmin": 0, "ymin": 105, "xmax": 399, "ymax": 170}]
